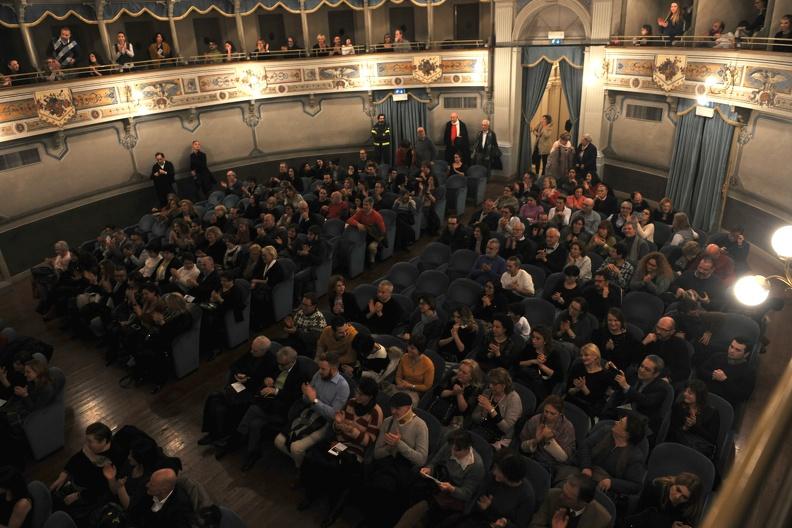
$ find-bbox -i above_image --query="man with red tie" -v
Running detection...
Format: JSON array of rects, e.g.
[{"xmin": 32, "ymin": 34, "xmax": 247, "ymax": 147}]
[{"xmin": 443, "ymin": 112, "xmax": 470, "ymax": 165}]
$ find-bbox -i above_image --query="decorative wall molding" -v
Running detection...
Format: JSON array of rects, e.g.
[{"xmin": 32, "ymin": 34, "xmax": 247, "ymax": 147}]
[
  {"xmin": 604, "ymin": 47, "xmax": 792, "ymax": 119},
  {"xmin": 0, "ymin": 51, "xmax": 487, "ymax": 143}
]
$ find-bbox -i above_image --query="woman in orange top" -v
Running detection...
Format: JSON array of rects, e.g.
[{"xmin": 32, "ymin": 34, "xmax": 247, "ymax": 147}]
[{"xmin": 394, "ymin": 336, "xmax": 435, "ymax": 405}]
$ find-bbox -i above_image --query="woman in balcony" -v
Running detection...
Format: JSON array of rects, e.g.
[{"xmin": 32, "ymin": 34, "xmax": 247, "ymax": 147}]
[
  {"xmin": 223, "ymin": 41, "xmax": 238, "ymax": 62},
  {"xmin": 657, "ymin": 2, "xmax": 685, "ymax": 43},
  {"xmin": 148, "ymin": 32, "xmax": 171, "ymax": 64},
  {"xmin": 86, "ymin": 52, "xmax": 105, "ymax": 77},
  {"xmin": 341, "ymin": 37, "xmax": 355, "ymax": 56},
  {"xmin": 252, "ymin": 39, "xmax": 270, "ymax": 60},
  {"xmin": 114, "ymin": 32, "xmax": 135, "ymax": 71}
]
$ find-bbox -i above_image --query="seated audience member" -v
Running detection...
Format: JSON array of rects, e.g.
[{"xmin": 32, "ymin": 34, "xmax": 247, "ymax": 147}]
[
  {"xmin": 641, "ymin": 316, "xmax": 691, "ymax": 385},
  {"xmin": 566, "ymin": 343, "xmax": 619, "ymax": 418},
  {"xmin": 346, "ymin": 197, "xmax": 386, "ymax": 264},
  {"xmin": 470, "ymin": 239, "xmax": 507, "ymax": 285},
  {"xmin": 198, "ymin": 336, "xmax": 272, "ymax": 447},
  {"xmin": 553, "ymin": 297, "xmax": 597, "ymax": 347},
  {"xmin": 626, "ymin": 472, "xmax": 703, "ymax": 528},
  {"xmin": 358, "ymin": 392, "xmax": 429, "ymax": 528},
  {"xmin": 570, "ymin": 197, "xmax": 600, "ymax": 235},
  {"xmin": 201, "ymin": 271, "xmax": 246, "ymax": 357},
  {"xmin": 721, "ymin": 226, "xmax": 750, "ymax": 273},
  {"xmin": 440, "ymin": 214, "xmax": 470, "ymax": 251},
  {"xmin": 546, "ymin": 196, "xmax": 572, "ymax": 229},
  {"xmin": 633, "ymin": 24, "xmax": 653, "ymax": 46},
  {"xmin": 635, "ymin": 207, "xmax": 655, "ymax": 243},
  {"xmin": 50, "ymin": 423, "xmax": 125, "ymax": 526},
  {"xmin": 473, "ymin": 280, "xmax": 508, "ymax": 323},
  {"xmin": 603, "ymin": 355, "xmax": 668, "ymax": 441},
  {"xmin": 592, "ymin": 308, "xmax": 640, "ymax": 371},
  {"xmin": 130, "ymin": 468, "xmax": 194, "ymax": 528},
  {"xmin": 670, "ymin": 257, "xmax": 725, "ymax": 311},
  {"xmin": 395, "ymin": 429, "xmax": 486, "ymax": 528},
  {"xmin": 597, "ymin": 242, "xmax": 635, "ymax": 290},
  {"xmin": 230, "ymin": 347, "xmax": 313, "ymax": 469},
  {"xmin": 511, "ymin": 325, "xmax": 563, "ymax": 401},
  {"xmin": 425, "ymin": 359, "xmax": 484, "ymax": 428},
  {"xmin": 630, "ymin": 251, "xmax": 674, "ymax": 295},
  {"xmin": 709, "ymin": 20, "xmax": 736, "ymax": 48},
  {"xmin": 586, "ymin": 220, "xmax": 618, "ymax": 260},
  {"xmin": 622, "ymin": 222, "xmax": 650, "ymax": 266},
  {"xmin": 668, "ymin": 380, "xmax": 719, "ymax": 459},
  {"xmin": 531, "ymin": 471, "xmax": 611, "ymax": 528},
  {"xmin": 0, "ymin": 466, "xmax": 32, "ymax": 528},
  {"xmin": 566, "ymin": 239, "xmax": 592, "ymax": 280},
  {"xmin": 696, "ymin": 337, "xmax": 756, "ymax": 407},
  {"xmin": 274, "ymin": 352, "xmax": 349, "ymax": 471},
  {"xmin": 520, "ymin": 395, "xmax": 576, "ymax": 474},
  {"xmin": 356, "ymin": 334, "xmax": 401, "ymax": 384},
  {"xmin": 593, "ymin": 183, "xmax": 618, "ymax": 218},
  {"xmin": 533, "ymin": 228, "xmax": 568, "ymax": 274},
  {"xmin": 496, "ymin": 206, "xmax": 522, "ymax": 237},
  {"xmin": 560, "ymin": 414, "xmax": 647, "ymax": 496},
  {"xmin": 281, "ymin": 292, "xmax": 326, "ymax": 356},
  {"xmin": 327, "ymin": 275, "xmax": 360, "ymax": 323},
  {"xmin": 501, "ymin": 223, "xmax": 537, "ymax": 264},
  {"xmin": 470, "ymin": 368, "xmax": 523, "ymax": 449},
  {"xmin": 772, "ymin": 14, "xmax": 792, "ymax": 51},
  {"xmin": 392, "ymin": 337, "xmax": 435, "ymax": 405},
  {"xmin": 495, "ymin": 185, "xmax": 520, "ymax": 213},
  {"xmin": 501, "ymin": 256, "xmax": 535, "ymax": 301},
  {"xmin": 298, "ymin": 377, "xmax": 383, "ymax": 525},
  {"xmin": 476, "ymin": 314, "xmax": 518, "ymax": 372},
  {"xmin": 670, "ymin": 212, "xmax": 699, "ymax": 247},
  {"xmin": 0, "ymin": 356, "xmax": 55, "ymax": 460},
  {"xmin": 653, "ymin": 197, "xmax": 676, "ymax": 225},
  {"xmin": 469, "ymin": 199, "xmax": 500, "ymax": 231},
  {"xmin": 363, "ymin": 280, "xmax": 403, "ymax": 334},
  {"xmin": 316, "ymin": 316, "xmax": 358, "ymax": 368},
  {"xmin": 519, "ymin": 193, "xmax": 544, "ymax": 224},
  {"xmin": 397, "ymin": 295, "xmax": 442, "ymax": 343},
  {"xmin": 436, "ymin": 306, "xmax": 479, "ymax": 363},
  {"xmin": 697, "ymin": 243, "xmax": 736, "ymax": 287},
  {"xmin": 469, "ymin": 222, "xmax": 491, "ymax": 255},
  {"xmin": 548, "ymin": 265, "xmax": 583, "ymax": 310},
  {"xmin": 507, "ymin": 303, "xmax": 532, "ymax": 340},
  {"xmin": 584, "ymin": 271, "xmax": 622, "ymax": 322}
]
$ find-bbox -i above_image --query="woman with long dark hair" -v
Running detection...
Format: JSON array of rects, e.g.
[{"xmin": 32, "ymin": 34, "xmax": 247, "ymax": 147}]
[
  {"xmin": 591, "ymin": 308, "xmax": 640, "ymax": 371},
  {"xmin": 0, "ymin": 466, "xmax": 32, "ymax": 528},
  {"xmin": 625, "ymin": 472, "xmax": 703, "ymax": 528},
  {"xmin": 668, "ymin": 380, "xmax": 719, "ymax": 459}
]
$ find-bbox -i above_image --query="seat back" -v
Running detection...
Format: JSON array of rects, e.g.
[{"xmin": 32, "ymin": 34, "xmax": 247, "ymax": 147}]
[
  {"xmin": 540, "ymin": 272, "xmax": 565, "ymax": 301},
  {"xmin": 418, "ymin": 242, "xmax": 452, "ymax": 271},
  {"xmin": 653, "ymin": 221, "xmax": 672, "ymax": 247},
  {"xmin": 444, "ymin": 278, "xmax": 484, "ymax": 311},
  {"xmin": 23, "ymin": 367, "xmax": 66, "ymax": 460},
  {"xmin": 271, "ymin": 258, "xmax": 296, "ymax": 321},
  {"xmin": 338, "ymin": 227, "xmax": 367, "ymax": 278},
  {"xmin": 445, "ymin": 175, "xmax": 468, "ymax": 215},
  {"xmin": 469, "ymin": 430, "xmax": 494, "ymax": 472},
  {"xmin": 521, "ymin": 298, "xmax": 557, "ymax": 328},
  {"xmin": 386, "ymin": 262, "xmax": 421, "ymax": 293},
  {"xmin": 594, "ymin": 489, "xmax": 617, "ymax": 527},
  {"xmin": 522, "ymin": 455, "xmax": 551, "ymax": 505},
  {"xmin": 42, "ymin": 511, "xmax": 77, "ymax": 528},
  {"xmin": 512, "ymin": 382, "xmax": 537, "ymax": 416},
  {"xmin": 208, "ymin": 190, "xmax": 226, "ymax": 206},
  {"xmin": 623, "ymin": 291, "xmax": 665, "ymax": 333},
  {"xmin": 138, "ymin": 213, "xmax": 155, "ymax": 232},
  {"xmin": 447, "ymin": 249, "xmax": 479, "ymax": 279},
  {"xmin": 647, "ymin": 442, "xmax": 717, "ymax": 504},
  {"xmin": 433, "ymin": 185, "xmax": 447, "ymax": 220},
  {"xmin": 708, "ymin": 313, "xmax": 760, "ymax": 352},
  {"xmin": 412, "ymin": 270, "xmax": 451, "ymax": 301},
  {"xmin": 467, "ymin": 164, "xmax": 488, "ymax": 180},
  {"xmin": 224, "ymin": 279, "xmax": 251, "ymax": 349},
  {"xmin": 391, "ymin": 293, "xmax": 415, "ymax": 317},
  {"xmin": 660, "ymin": 244, "xmax": 682, "ymax": 263},
  {"xmin": 521, "ymin": 264, "xmax": 547, "ymax": 292},
  {"xmin": 219, "ymin": 506, "xmax": 247, "ymax": 528},
  {"xmin": 172, "ymin": 303, "xmax": 202, "ymax": 378},
  {"xmin": 352, "ymin": 283, "xmax": 378, "ymax": 313},
  {"xmin": 223, "ymin": 194, "xmax": 240, "ymax": 209},
  {"xmin": 28, "ymin": 481, "xmax": 52, "ymax": 528},
  {"xmin": 424, "ymin": 349, "xmax": 446, "ymax": 387},
  {"xmin": 378, "ymin": 209, "xmax": 398, "ymax": 261},
  {"xmin": 708, "ymin": 393, "xmax": 734, "ymax": 455},
  {"xmin": 562, "ymin": 401, "xmax": 591, "ymax": 447},
  {"xmin": 414, "ymin": 407, "xmax": 444, "ymax": 458},
  {"xmin": 626, "ymin": 323, "xmax": 645, "ymax": 343},
  {"xmin": 322, "ymin": 218, "xmax": 345, "ymax": 240}
]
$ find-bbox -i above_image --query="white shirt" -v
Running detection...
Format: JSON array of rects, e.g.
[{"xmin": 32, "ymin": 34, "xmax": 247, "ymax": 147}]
[
  {"xmin": 501, "ymin": 269, "xmax": 535, "ymax": 296},
  {"xmin": 514, "ymin": 316, "xmax": 531, "ymax": 339},
  {"xmin": 449, "ymin": 448, "xmax": 475, "ymax": 470},
  {"xmin": 151, "ymin": 489, "xmax": 173, "ymax": 512},
  {"xmin": 481, "ymin": 131, "xmax": 488, "ymax": 148}
]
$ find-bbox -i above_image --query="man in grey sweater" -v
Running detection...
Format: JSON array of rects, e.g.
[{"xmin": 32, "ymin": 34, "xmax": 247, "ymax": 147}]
[
  {"xmin": 360, "ymin": 392, "xmax": 429, "ymax": 527},
  {"xmin": 395, "ymin": 429, "xmax": 486, "ymax": 527},
  {"xmin": 414, "ymin": 127, "xmax": 437, "ymax": 165}
]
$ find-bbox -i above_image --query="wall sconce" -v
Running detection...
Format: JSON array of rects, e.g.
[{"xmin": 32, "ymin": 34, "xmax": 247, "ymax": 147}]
[
  {"xmin": 734, "ymin": 226, "xmax": 792, "ymax": 305},
  {"xmin": 237, "ymin": 67, "xmax": 267, "ymax": 102},
  {"xmin": 584, "ymin": 59, "xmax": 610, "ymax": 87},
  {"xmin": 125, "ymin": 85, "xmax": 145, "ymax": 115}
]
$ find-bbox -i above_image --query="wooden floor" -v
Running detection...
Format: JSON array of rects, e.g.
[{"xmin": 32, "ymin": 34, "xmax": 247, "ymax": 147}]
[{"xmin": 3, "ymin": 210, "xmax": 791, "ymax": 526}]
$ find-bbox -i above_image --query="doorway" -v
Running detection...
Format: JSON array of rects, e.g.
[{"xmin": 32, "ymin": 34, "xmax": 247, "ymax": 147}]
[
  {"xmin": 388, "ymin": 6, "xmax": 415, "ymax": 41},
  {"xmin": 328, "ymin": 10, "xmax": 355, "ymax": 41},
  {"xmin": 258, "ymin": 13, "xmax": 286, "ymax": 47},
  {"xmin": 454, "ymin": 3, "xmax": 480, "ymax": 41}
]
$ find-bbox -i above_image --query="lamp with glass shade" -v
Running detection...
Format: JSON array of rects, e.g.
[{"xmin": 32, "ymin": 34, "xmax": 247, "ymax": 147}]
[{"xmin": 734, "ymin": 225, "xmax": 792, "ymax": 305}]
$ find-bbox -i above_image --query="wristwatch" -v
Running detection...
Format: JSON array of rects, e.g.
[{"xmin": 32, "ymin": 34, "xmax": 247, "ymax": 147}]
[{"xmin": 313, "ymin": 398, "xmax": 319, "ymax": 405}]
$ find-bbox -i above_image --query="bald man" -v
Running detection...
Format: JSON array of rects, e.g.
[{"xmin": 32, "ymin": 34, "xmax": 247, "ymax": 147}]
[
  {"xmin": 640, "ymin": 316, "xmax": 691, "ymax": 384},
  {"xmin": 132, "ymin": 468, "xmax": 194, "ymax": 527},
  {"xmin": 472, "ymin": 119, "xmax": 502, "ymax": 170},
  {"xmin": 698, "ymin": 243, "xmax": 736, "ymax": 286},
  {"xmin": 443, "ymin": 112, "xmax": 470, "ymax": 164}
]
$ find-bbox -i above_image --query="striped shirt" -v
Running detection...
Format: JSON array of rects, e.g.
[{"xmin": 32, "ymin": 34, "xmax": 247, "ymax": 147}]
[{"xmin": 332, "ymin": 399, "xmax": 384, "ymax": 461}]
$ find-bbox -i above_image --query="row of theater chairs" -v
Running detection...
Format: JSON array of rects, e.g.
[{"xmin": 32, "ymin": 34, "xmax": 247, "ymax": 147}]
[{"xmin": 24, "ymin": 480, "xmax": 246, "ymax": 528}]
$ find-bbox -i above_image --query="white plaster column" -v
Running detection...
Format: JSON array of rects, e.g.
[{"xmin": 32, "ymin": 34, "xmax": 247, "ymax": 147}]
[
  {"xmin": 167, "ymin": 0, "xmax": 182, "ymax": 59},
  {"xmin": 234, "ymin": 0, "xmax": 247, "ymax": 54},
  {"xmin": 96, "ymin": 0, "xmax": 113, "ymax": 63},
  {"xmin": 590, "ymin": 0, "xmax": 614, "ymax": 42},
  {"xmin": 364, "ymin": 0, "xmax": 372, "ymax": 49},
  {"xmin": 427, "ymin": 1, "xmax": 434, "ymax": 48},
  {"xmin": 16, "ymin": 0, "xmax": 39, "ymax": 71},
  {"xmin": 492, "ymin": 0, "xmax": 516, "ymax": 177},
  {"xmin": 300, "ymin": 0, "xmax": 311, "ymax": 54},
  {"xmin": 578, "ymin": 45, "xmax": 607, "ymax": 176}
]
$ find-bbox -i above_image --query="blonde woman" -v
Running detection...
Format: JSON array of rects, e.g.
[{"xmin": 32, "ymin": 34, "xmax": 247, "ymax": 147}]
[
  {"xmin": 565, "ymin": 343, "xmax": 619, "ymax": 417},
  {"xmin": 532, "ymin": 114, "xmax": 554, "ymax": 175}
]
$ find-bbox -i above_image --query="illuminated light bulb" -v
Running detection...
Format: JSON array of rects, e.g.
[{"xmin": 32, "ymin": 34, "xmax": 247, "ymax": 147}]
[
  {"xmin": 771, "ymin": 225, "xmax": 792, "ymax": 258},
  {"xmin": 733, "ymin": 275, "xmax": 770, "ymax": 306}
]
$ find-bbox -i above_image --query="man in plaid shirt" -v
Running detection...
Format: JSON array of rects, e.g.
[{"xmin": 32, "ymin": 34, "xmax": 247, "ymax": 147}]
[{"xmin": 283, "ymin": 292, "xmax": 327, "ymax": 356}]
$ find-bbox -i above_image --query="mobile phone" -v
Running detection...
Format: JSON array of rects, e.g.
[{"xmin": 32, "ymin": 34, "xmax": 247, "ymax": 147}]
[
  {"xmin": 328, "ymin": 442, "xmax": 347, "ymax": 456},
  {"xmin": 421, "ymin": 472, "xmax": 442, "ymax": 485}
]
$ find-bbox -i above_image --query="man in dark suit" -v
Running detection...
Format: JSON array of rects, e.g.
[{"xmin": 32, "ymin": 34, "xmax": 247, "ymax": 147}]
[
  {"xmin": 150, "ymin": 152, "xmax": 176, "ymax": 206},
  {"xmin": 576, "ymin": 133, "xmax": 598, "ymax": 176},
  {"xmin": 530, "ymin": 472, "xmax": 611, "ymax": 528},
  {"xmin": 188, "ymin": 256, "xmax": 221, "ymax": 303},
  {"xmin": 471, "ymin": 119, "xmax": 502, "ymax": 170},
  {"xmin": 131, "ymin": 468, "xmax": 194, "ymax": 528},
  {"xmin": 189, "ymin": 140, "xmax": 215, "ymax": 200},
  {"xmin": 604, "ymin": 354, "xmax": 669, "ymax": 440},
  {"xmin": 231, "ymin": 346, "xmax": 316, "ymax": 470},
  {"xmin": 443, "ymin": 112, "xmax": 470, "ymax": 164},
  {"xmin": 468, "ymin": 198, "xmax": 500, "ymax": 231},
  {"xmin": 532, "ymin": 227, "xmax": 568, "ymax": 274},
  {"xmin": 439, "ymin": 214, "xmax": 470, "ymax": 252}
]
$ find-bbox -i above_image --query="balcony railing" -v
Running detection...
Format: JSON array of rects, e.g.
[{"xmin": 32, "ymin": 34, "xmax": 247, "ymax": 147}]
[
  {"xmin": 608, "ymin": 34, "xmax": 792, "ymax": 51},
  {"xmin": 0, "ymin": 40, "xmax": 486, "ymax": 89}
]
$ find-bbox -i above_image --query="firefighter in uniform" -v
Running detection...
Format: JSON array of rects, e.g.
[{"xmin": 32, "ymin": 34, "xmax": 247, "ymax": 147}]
[{"xmin": 371, "ymin": 113, "xmax": 391, "ymax": 165}]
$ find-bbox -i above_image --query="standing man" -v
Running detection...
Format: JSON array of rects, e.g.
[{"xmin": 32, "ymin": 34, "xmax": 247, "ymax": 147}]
[
  {"xmin": 189, "ymin": 140, "xmax": 215, "ymax": 200},
  {"xmin": 413, "ymin": 126, "xmax": 436, "ymax": 165},
  {"xmin": 444, "ymin": 112, "xmax": 470, "ymax": 164},
  {"xmin": 49, "ymin": 27, "xmax": 81, "ymax": 68},
  {"xmin": 371, "ymin": 114, "xmax": 392, "ymax": 165},
  {"xmin": 150, "ymin": 152, "xmax": 175, "ymax": 206},
  {"xmin": 576, "ymin": 133, "xmax": 598, "ymax": 177},
  {"xmin": 393, "ymin": 28, "xmax": 412, "ymax": 52},
  {"xmin": 471, "ymin": 119, "xmax": 502, "ymax": 170}
]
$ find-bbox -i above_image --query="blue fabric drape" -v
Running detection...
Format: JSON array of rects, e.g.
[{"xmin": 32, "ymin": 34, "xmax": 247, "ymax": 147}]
[
  {"xmin": 666, "ymin": 99, "xmax": 705, "ymax": 214},
  {"xmin": 374, "ymin": 90, "xmax": 429, "ymax": 163},
  {"xmin": 692, "ymin": 106, "xmax": 738, "ymax": 230},
  {"xmin": 559, "ymin": 59, "xmax": 583, "ymax": 145},
  {"xmin": 517, "ymin": 60, "xmax": 552, "ymax": 173},
  {"xmin": 666, "ymin": 99, "xmax": 738, "ymax": 230}
]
